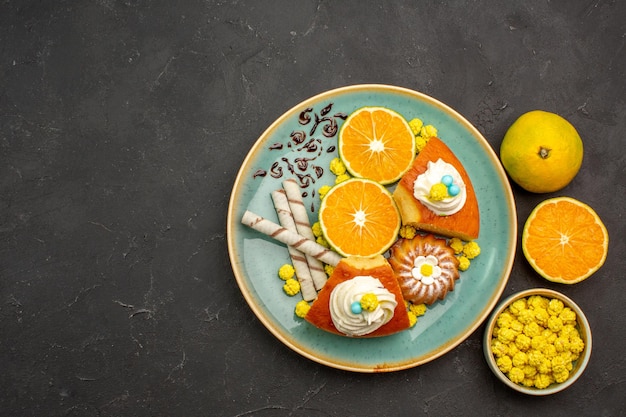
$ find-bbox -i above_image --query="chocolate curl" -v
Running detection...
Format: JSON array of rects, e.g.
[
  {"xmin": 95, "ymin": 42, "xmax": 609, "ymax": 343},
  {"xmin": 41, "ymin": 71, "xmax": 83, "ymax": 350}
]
[
  {"xmin": 241, "ymin": 210, "xmax": 342, "ymax": 267},
  {"xmin": 271, "ymin": 189, "xmax": 317, "ymax": 301},
  {"xmin": 282, "ymin": 178, "xmax": 328, "ymax": 290}
]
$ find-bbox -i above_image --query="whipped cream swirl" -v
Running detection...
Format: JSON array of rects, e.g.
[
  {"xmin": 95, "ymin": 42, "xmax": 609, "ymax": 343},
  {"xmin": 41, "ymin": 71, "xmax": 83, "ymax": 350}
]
[
  {"xmin": 413, "ymin": 158, "xmax": 466, "ymax": 215},
  {"xmin": 329, "ymin": 275, "xmax": 397, "ymax": 337}
]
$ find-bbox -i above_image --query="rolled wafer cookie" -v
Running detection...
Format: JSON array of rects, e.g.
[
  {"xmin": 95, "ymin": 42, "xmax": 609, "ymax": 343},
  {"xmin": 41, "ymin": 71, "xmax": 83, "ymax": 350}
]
[
  {"xmin": 271, "ymin": 189, "xmax": 317, "ymax": 301},
  {"xmin": 282, "ymin": 179, "xmax": 328, "ymax": 290},
  {"xmin": 241, "ymin": 210, "xmax": 342, "ymax": 266}
]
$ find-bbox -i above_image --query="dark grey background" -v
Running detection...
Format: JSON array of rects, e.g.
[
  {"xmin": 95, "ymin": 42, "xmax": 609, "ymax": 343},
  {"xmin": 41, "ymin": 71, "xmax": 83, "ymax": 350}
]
[{"xmin": 2, "ymin": 1, "xmax": 625, "ymax": 416}]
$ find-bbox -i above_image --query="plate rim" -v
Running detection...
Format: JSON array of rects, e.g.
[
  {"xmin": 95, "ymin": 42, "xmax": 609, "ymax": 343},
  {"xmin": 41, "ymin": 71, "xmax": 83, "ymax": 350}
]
[{"xmin": 227, "ymin": 83, "xmax": 518, "ymax": 372}]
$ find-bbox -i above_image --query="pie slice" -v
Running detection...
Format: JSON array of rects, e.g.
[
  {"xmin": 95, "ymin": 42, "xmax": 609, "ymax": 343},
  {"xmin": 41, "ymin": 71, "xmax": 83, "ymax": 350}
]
[
  {"xmin": 393, "ymin": 137, "xmax": 480, "ymax": 241},
  {"xmin": 305, "ymin": 255, "xmax": 410, "ymax": 338}
]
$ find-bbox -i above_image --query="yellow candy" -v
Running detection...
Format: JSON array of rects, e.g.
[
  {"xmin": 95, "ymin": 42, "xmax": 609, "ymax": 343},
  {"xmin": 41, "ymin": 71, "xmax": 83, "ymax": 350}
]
[
  {"xmin": 428, "ymin": 183, "xmax": 449, "ymax": 201},
  {"xmin": 462, "ymin": 241, "xmax": 481, "ymax": 259},
  {"xmin": 420, "ymin": 124, "xmax": 438, "ymax": 138},
  {"xmin": 294, "ymin": 300, "xmax": 311, "ymax": 318},
  {"xmin": 329, "ymin": 157, "xmax": 347, "ymax": 175},
  {"xmin": 415, "ymin": 136, "xmax": 429, "ymax": 153},
  {"xmin": 408, "ymin": 118, "xmax": 424, "ymax": 135},
  {"xmin": 457, "ymin": 256, "xmax": 470, "ymax": 271},
  {"xmin": 409, "ymin": 303, "xmax": 427, "ymax": 317},
  {"xmin": 449, "ymin": 238, "xmax": 464, "ymax": 254},
  {"xmin": 278, "ymin": 264, "xmax": 295, "ymax": 281},
  {"xmin": 491, "ymin": 295, "xmax": 584, "ymax": 389},
  {"xmin": 360, "ymin": 293, "xmax": 379, "ymax": 312},
  {"xmin": 318, "ymin": 185, "xmax": 332, "ymax": 200},
  {"xmin": 399, "ymin": 224, "xmax": 417, "ymax": 239},
  {"xmin": 283, "ymin": 278, "xmax": 300, "ymax": 296}
]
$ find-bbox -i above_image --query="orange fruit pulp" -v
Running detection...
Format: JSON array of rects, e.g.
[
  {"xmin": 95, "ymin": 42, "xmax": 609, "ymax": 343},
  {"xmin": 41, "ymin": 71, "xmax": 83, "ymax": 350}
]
[
  {"xmin": 338, "ymin": 106, "xmax": 416, "ymax": 185},
  {"xmin": 522, "ymin": 197, "xmax": 608, "ymax": 284},
  {"xmin": 319, "ymin": 178, "xmax": 401, "ymax": 258}
]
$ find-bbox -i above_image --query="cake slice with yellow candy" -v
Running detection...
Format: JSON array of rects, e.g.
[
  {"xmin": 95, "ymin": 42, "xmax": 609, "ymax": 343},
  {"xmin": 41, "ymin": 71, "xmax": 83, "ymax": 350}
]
[
  {"xmin": 305, "ymin": 255, "xmax": 411, "ymax": 337},
  {"xmin": 392, "ymin": 137, "xmax": 480, "ymax": 241}
]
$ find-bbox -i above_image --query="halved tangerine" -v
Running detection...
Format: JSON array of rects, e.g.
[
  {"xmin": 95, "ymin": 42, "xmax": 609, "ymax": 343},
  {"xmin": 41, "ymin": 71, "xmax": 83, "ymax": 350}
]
[
  {"xmin": 522, "ymin": 197, "xmax": 609, "ymax": 284},
  {"xmin": 319, "ymin": 178, "xmax": 401, "ymax": 258},
  {"xmin": 338, "ymin": 106, "xmax": 415, "ymax": 185}
]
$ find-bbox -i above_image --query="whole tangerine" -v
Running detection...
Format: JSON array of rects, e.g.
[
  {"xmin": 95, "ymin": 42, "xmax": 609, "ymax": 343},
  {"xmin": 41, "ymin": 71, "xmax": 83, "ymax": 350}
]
[{"xmin": 500, "ymin": 110, "xmax": 583, "ymax": 193}]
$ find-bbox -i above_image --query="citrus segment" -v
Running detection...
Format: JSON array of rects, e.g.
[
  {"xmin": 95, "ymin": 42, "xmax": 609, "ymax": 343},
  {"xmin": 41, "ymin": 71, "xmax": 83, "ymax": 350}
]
[
  {"xmin": 319, "ymin": 178, "xmax": 401, "ymax": 257},
  {"xmin": 339, "ymin": 107, "xmax": 416, "ymax": 185},
  {"xmin": 522, "ymin": 197, "xmax": 608, "ymax": 284}
]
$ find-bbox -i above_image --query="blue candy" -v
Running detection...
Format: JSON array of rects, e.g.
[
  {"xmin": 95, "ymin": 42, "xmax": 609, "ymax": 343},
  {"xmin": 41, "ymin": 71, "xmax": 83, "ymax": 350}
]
[
  {"xmin": 351, "ymin": 301, "xmax": 363, "ymax": 314},
  {"xmin": 441, "ymin": 175, "xmax": 454, "ymax": 186},
  {"xmin": 448, "ymin": 184, "xmax": 460, "ymax": 196}
]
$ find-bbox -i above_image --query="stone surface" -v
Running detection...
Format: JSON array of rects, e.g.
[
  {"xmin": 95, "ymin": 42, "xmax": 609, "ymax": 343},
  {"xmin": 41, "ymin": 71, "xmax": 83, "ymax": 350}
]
[{"xmin": 1, "ymin": 1, "xmax": 625, "ymax": 416}]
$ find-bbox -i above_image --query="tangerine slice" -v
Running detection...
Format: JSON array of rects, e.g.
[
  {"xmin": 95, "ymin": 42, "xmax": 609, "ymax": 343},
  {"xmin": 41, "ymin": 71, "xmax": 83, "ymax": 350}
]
[
  {"xmin": 319, "ymin": 178, "xmax": 401, "ymax": 257},
  {"xmin": 522, "ymin": 197, "xmax": 609, "ymax": 284},
  {"xmin": 339, "ymin": 106, "xmax": 415, "ymax": 185}
]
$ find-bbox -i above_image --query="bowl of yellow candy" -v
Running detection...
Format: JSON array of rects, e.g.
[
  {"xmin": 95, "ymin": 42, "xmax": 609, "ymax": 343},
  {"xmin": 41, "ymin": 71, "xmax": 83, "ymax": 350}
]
[{"xmin": 483, "ymin": 288, "xmax": 592, "ymax": 395}]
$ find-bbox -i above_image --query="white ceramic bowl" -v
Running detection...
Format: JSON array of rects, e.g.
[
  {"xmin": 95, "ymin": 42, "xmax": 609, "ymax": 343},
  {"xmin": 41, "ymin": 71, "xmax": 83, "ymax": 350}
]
[{"xmin": 483, "ymin": 288, "xmax": 592, "ymax": 395}]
